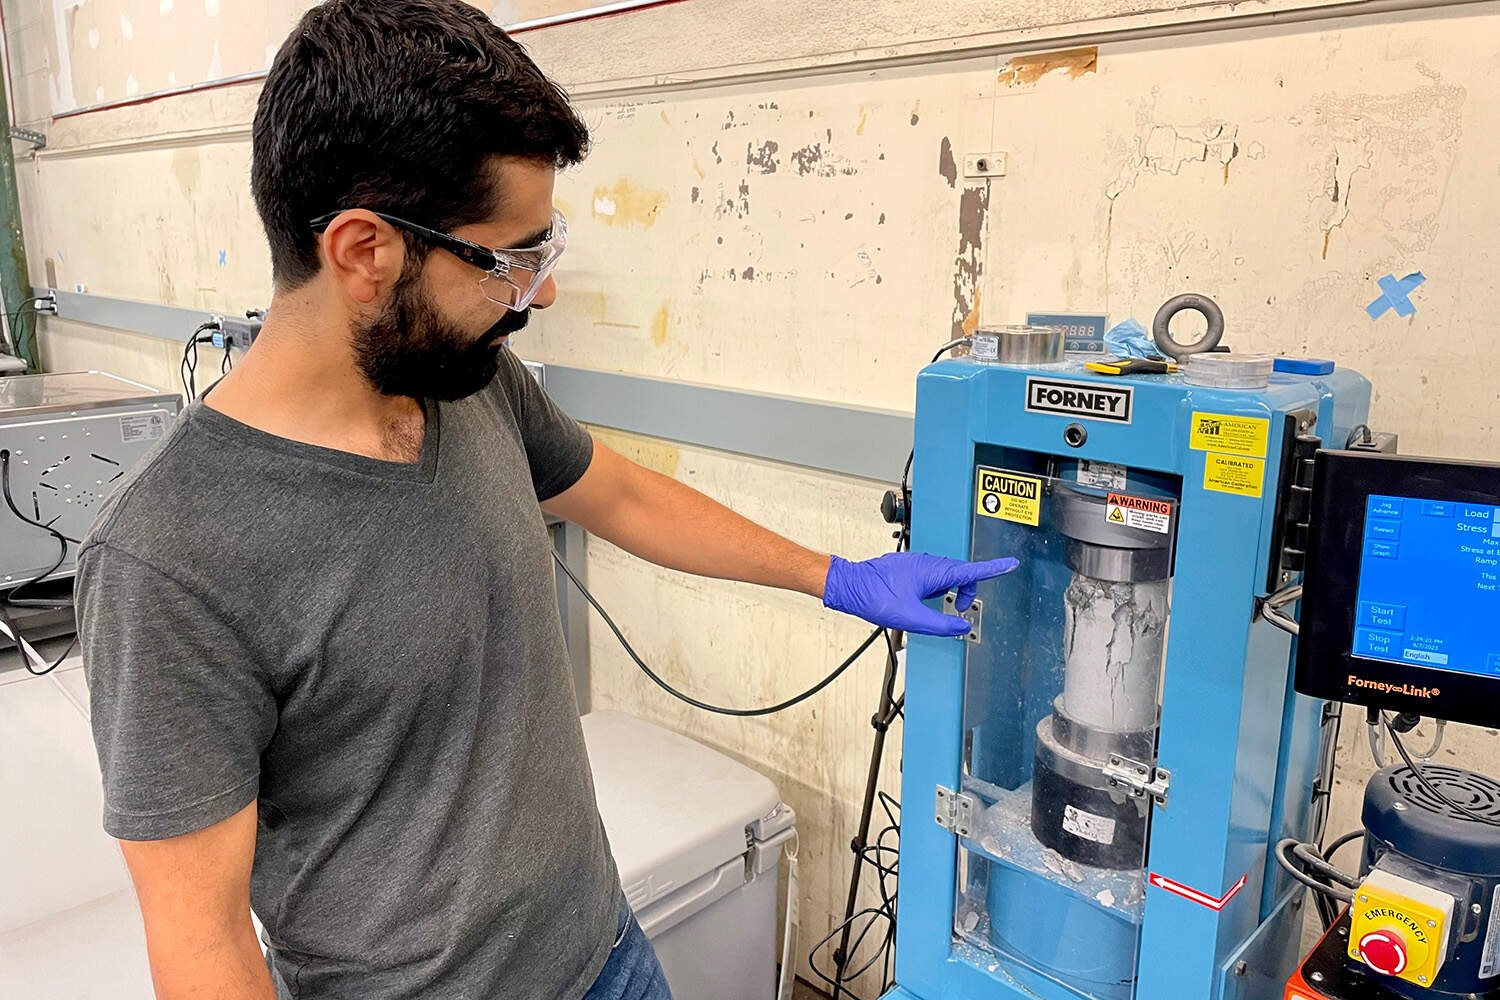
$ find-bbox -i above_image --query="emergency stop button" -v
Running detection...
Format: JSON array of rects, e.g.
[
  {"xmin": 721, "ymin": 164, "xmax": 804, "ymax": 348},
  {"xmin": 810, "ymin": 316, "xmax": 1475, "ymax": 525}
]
[
  {"xmin": 1358, "ymin": 930, "xmax": 1408, "ymax": 976},
  {"xmin": 1347, "ymin": 868, "xmax": 1454, "ymax": 988}
]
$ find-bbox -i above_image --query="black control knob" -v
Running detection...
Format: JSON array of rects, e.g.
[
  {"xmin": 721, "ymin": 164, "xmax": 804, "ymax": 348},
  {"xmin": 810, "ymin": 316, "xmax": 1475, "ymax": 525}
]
[{"xmin": 881, "ymin": 490, "xmax": 907, "ymax": 526}]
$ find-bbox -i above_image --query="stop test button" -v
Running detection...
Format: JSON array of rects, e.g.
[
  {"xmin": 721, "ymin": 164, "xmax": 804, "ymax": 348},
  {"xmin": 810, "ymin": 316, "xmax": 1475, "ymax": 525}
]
[{"xmin": 1358, "ymin": 930, "xmax": 1409, "ymax": 976}]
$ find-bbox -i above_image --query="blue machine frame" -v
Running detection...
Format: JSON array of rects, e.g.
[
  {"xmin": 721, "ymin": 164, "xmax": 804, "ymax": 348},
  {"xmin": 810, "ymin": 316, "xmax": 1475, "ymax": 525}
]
[{"xmin": 885, "ymin": 358, "xmax": 1370, "ymax": 1000}]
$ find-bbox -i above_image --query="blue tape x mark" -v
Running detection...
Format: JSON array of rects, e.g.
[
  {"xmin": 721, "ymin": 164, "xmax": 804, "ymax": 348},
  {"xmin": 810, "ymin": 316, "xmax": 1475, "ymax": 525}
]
[
  {"xmin": 218, "ymin": 249, "xmax": 228, "ymax": 267},
  {"xmin": 1366, "ymin": 272, "xmax": 1425, "ymax": 319}
]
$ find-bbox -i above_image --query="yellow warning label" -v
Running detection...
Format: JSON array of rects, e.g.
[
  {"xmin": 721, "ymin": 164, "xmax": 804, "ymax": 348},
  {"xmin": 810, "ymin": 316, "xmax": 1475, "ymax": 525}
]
[
  {"xmin": 1108, "ymin": 507, "xmax": 1125, "ymax": 523},
  {"xmin": 1189, "ymin": 412, "xmax": 1270, "ymax": 458},
  {"xmin": 976, "ymin": 468, "xmax": 1042, "ymax": 526},
  {"xmin": 1203, "ymin": 453, "xmax": 1265, "ymax": 498}
]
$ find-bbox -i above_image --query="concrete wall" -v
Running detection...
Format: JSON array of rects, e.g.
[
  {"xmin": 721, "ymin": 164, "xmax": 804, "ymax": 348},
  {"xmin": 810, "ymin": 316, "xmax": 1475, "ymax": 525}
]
[{"xmin": 6, "ymin": 0, "xmax": 1499, "ymax": 991}]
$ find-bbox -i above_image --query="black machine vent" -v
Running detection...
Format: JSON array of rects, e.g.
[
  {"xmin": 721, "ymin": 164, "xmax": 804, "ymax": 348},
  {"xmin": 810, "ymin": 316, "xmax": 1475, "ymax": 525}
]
[{"xmin": 1386, "ymin": 765, "xmax": 1500, "ymax": 822}]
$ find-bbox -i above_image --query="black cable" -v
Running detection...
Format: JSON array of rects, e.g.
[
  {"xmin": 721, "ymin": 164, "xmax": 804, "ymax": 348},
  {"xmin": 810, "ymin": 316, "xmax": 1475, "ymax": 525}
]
[
  {"xmin": 0, "ymin": 448, "xmax": 82, "ymax": 544},
  {"xmin": 0, "ymin": 603, "xmax": 76, "ymax": 676},
  {"xmin": 1345, "ymin": 424, "xmax": 1374, "ymax": 449},
  {"xmin": 1274, "ymin": 838, "xmax": 1354, "ymax": 904},
  {"xmin": 1315, "ymin": 701, "xmax": 1344, "ymax": 851},
  {"xmin": 893, "ymin": 339, "xmax": 971, "ymax": 551},
  {"xmin": 551, "ymin": 549, "xmax": 884, "ymax": 718},
  {"xmin": 1, "ymin": 448, "xmax": 80, "ymax": 615},
  {"xmin": 1292, "ymin": 841, "xmax": 1362, "ymax": 889},
  {"xmin": 808, "ymin": 907, "xmax": 895, "ymax": 999},
  {"xmin": 1323, "ymin": 828, "xmax": 1365, "ymax": 863},
  {"xmin": 3, "ymin": 297, "xmax": 43, "ymax": 366},
  {"xmin": 181, "ymin": 323, "xmax": 217, "ymax": 401},
  {"xmin": 1384, "ymin": 717, "xmax": 1500, "ymax": 827}
]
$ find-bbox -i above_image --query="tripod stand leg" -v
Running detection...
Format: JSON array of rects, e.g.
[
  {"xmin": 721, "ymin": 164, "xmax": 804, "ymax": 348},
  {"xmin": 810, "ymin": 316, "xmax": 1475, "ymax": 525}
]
[{"xmin": 831, "ymin": 630, "xmax": 903, "ymax": 998}]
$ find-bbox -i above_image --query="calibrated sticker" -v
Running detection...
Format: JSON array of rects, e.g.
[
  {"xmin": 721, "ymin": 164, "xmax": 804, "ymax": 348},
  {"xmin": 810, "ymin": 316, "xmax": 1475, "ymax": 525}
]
[
  {"xmin": 1203, "ymin": 453, "xmax": 1265, "ymax": 497},
  {"xmin": 1105, "ymin": 492, "xmax": 1172, "ymax": 534},
  {"xmin": 1077, "ymin": 460, "xmax": 1127, "ymax": 490},
  {"xmin": 976, "ymin": 467, "xmax": 1042, "ymax": 526},
  {"xmin": 1481, "ymin": 884, "xmax": 1500, "ymax": 979},
  {"xmin": 120, "ymin": 412, "xmax": 168, "ymax": 444},
  {"xmin": 1062, "ymin": 805, "xmax": 1116, "ymax": 845},
  {"xmin": 1189, "ymin": 412, "xmax": 1270, "ymax": 458}
]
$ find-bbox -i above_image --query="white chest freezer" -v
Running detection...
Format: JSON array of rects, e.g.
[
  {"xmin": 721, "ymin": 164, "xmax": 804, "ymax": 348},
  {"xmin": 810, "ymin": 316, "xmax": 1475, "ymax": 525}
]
[{"xmin": 582, "ymin": 711, "xmax": 796, "ymax": 1000}]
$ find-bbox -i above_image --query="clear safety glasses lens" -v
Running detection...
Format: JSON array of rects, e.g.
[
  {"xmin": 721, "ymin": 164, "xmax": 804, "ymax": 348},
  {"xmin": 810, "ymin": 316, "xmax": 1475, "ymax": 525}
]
[{"xmin": 479, "ymin": 211, "xmax": 567, "ymax": 312}]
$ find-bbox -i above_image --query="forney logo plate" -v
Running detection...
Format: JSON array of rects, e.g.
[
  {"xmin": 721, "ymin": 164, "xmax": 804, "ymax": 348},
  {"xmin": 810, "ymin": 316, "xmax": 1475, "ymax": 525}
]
[{"xmin": 1025, "ymin": 377, "xmax": 1133, "ymax": 423}]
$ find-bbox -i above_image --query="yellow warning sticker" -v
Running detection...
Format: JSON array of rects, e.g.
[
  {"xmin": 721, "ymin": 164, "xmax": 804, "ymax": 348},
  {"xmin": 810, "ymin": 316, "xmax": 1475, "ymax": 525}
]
[
  {"xmin": 976, "ymin": 468, "xmax": 1042, "ymax": 526},
  {"xmin": 1189, "ymin": 412, "xmax": 1270, "ymax": 458},
  {"xmin": 1203, "ymin": 453, "xmax": 1265, "ymax": 498}
]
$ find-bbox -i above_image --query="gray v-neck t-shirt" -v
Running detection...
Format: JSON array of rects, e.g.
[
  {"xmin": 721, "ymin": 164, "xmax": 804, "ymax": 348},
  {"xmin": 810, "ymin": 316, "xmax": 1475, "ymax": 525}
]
[{"xmin": 76, "ymin": 347, "xmax": 620, "ymax": 999}]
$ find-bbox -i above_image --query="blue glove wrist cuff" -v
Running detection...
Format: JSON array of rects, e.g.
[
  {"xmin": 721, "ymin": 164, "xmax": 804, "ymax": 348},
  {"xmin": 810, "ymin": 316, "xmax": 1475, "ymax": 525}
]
[{"xmin": 823, "ymin": 555, "xmax": 854, "ymax": 613}]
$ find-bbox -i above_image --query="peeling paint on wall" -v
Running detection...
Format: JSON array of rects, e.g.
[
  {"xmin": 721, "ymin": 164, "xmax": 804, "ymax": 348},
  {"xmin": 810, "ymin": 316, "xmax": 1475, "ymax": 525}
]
[
  {"xmin": 590, "ymin": 178, "xmax": 666, "ymax": 227},
  {"xmin": 1108, "ymin": 122, "xmax": 1243, "ymax": 199},
  {"xmin": 938, "ymin": 136, "xmax": 957, "ymax": 188},
  {"xmin": 746, "ymin": 140, "xmax": 780, "ymax": 174},
  {"xmin": 997, "ymin": 45, "xmax": 1098, "ymax": 87},
  {"xmin": 952, "ymin": 184, "xmax": 989, "ymax": 340}
]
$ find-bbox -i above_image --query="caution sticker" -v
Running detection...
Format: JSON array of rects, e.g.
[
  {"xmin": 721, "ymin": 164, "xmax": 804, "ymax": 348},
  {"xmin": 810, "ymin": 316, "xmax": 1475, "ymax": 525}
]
[
  {"xmin": 1189, "ymin": 412, "xmax": 1269, "ymax": 458},
  {"xmin": 1203, "ymin": 453, "xmax": 1265, "ymax": 497},
  {"xmin": 1105, "ymin": 492, "xmax": 1172, "ymax": 534},
  {"xmin": 976, "ymin": 468, "xmax": 1042, "ymax": 526}
]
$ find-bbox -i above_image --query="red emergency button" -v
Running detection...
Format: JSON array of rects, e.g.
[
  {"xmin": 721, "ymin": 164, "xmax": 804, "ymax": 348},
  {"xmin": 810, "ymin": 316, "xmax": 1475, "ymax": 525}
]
[{"xmin": 1359, "ymin": 930, "xmax": 1409, "ymax": 976}]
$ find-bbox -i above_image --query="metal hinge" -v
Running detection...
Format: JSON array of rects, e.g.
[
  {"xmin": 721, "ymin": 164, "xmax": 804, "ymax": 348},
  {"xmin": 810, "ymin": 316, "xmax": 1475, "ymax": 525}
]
[
  {"xmin": 10, "ymin": 127, "xmax": 45, "ymax": 149},
  {"xmin": 1105, "ymin": 754, "xmax": 1171, "ymax": 806},
  {"xmin": 1267, "ymin": 409, "xmax": 1320, "ymax": 589},
  {"xmin": 935, "ymin": 785, "xmax": 977, "ymax": 836}
]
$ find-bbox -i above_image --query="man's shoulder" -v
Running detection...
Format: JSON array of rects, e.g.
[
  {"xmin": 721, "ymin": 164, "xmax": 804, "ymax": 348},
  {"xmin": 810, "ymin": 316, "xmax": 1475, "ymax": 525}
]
[{"xmin": 84, "ymin": 406, "xmax": 242, "ymax": 561}]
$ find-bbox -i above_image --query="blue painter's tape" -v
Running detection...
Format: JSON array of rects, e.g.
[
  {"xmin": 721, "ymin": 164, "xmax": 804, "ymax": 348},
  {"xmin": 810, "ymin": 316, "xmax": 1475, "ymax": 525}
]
[
  {"xmin": 218, "ymin": 249, "xmax": 228, "ymax": 267},
  {"xmin": 1273, "ymin": 357, "xmax": 1335, "ymax": 375},
  {"xmin": 1366, "ymin": 271, "xmax": 1424, "ymax": 319}
]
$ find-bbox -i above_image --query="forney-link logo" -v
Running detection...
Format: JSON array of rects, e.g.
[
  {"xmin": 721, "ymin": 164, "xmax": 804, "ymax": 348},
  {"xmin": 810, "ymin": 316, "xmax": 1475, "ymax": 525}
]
[{"xmin": 1347, "ymin": 675, "xmax": 1440, "ymax": 698}]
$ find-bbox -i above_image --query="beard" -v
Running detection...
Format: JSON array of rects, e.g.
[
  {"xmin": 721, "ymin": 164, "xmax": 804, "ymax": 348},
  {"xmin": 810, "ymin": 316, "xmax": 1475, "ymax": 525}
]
[{"xmin": 351, "ymin": 259, "xmax": 531, "ymax": 401}]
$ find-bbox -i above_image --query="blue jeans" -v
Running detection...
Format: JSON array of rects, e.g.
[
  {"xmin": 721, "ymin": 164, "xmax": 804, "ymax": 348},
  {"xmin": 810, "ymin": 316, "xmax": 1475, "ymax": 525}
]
[{"xmin": 582, "ymin": 902, "xmax": 673, "ymax": 1000}]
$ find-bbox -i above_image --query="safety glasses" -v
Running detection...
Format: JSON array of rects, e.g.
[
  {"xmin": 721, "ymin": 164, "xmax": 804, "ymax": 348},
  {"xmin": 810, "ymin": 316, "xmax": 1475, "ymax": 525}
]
[{"xmin": 309, "ymin": 208, "xmax": 567, "ymax": 312}]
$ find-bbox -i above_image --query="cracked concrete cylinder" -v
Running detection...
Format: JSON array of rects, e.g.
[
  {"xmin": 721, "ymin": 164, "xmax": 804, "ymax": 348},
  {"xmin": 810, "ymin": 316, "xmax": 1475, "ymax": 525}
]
[{"xmin": 1060, "ymin": 574, "xmax": 1169, "ymax": 734}]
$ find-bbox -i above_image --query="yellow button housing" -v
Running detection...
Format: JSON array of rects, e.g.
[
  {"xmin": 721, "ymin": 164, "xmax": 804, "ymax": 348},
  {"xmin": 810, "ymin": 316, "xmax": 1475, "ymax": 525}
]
[{"xmin": 1347, "ymin": 868, "xmax": 1456, "ymax": 988}]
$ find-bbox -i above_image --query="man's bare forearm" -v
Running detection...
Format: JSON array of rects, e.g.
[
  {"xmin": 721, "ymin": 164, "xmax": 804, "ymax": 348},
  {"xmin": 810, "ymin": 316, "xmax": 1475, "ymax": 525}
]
[
  {"xmin": 547, "ymin": 444, "xmax": 830, "ymax": 597},
  {"xmin": 143, "ymin": 919, "xmax": 276, "ymax": 1000}
]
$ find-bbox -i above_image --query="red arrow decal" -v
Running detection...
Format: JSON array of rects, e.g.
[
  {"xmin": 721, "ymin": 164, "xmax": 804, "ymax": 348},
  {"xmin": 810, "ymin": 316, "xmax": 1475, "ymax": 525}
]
[{"xmin": 1148, "ymin": 872, "xmax": 1248, "ymax": 911}]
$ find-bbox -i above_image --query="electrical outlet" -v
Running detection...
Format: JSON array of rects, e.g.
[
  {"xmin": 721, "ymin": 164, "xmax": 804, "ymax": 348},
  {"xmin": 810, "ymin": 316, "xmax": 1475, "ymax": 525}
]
[
  {"xmin": 218, "ymin": 311, "xmax": 265, "ymax": 349},
  {"xmin": 963, "ymin": 152, "xmax": 1007, "ymax": 178},
  {"xmin": 34, "ymin": 291, "xmax": 58, "ymax": 316}
]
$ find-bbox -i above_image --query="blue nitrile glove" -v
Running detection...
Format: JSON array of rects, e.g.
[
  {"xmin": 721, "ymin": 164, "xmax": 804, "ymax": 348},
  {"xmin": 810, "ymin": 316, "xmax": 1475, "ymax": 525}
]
[
  {"xmin": 1103, "ymin": 317, "xmax": 1154, "ymax": 359},
  {"xmin": 823, "ymin": 552, "xmax": 1021, "ymax": 637}
]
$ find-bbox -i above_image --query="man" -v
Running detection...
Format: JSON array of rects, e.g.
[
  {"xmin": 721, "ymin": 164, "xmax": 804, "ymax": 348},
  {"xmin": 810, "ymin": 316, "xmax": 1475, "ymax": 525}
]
[{"xmin": 76, "ymin": 2, "xmax": 1016, "ymax": 998}]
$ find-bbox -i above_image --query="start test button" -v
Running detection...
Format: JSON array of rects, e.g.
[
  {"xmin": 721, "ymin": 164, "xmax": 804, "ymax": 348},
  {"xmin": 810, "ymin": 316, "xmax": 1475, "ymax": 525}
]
[{"xmin": 1358, "ymin": 930, "xmax": 1409, "ymax": 976}]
